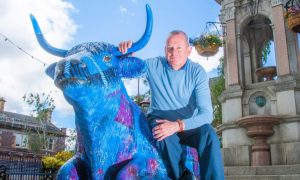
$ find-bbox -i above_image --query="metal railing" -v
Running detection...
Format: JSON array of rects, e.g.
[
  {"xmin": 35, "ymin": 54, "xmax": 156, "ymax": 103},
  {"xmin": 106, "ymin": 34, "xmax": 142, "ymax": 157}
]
[
  {"xmin": 0, "ymin": 150, "xmax": 54, "ymax": 180},
  {"xmin": 0, "ymin": 162, "xmax": 53, "ymax": 180}
]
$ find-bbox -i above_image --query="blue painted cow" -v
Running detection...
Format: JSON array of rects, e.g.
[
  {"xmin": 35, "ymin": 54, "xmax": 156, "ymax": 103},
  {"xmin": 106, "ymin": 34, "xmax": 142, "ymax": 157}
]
[{"xmin": 30, "ymin": 5, "xmax": 199, "ymax": 179}]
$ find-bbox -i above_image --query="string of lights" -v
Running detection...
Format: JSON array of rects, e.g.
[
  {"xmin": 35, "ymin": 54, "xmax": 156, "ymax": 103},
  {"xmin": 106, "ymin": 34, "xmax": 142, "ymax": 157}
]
[{"xmin": 0, "ymin": 32, "xmax": 47, "ymax": 66}]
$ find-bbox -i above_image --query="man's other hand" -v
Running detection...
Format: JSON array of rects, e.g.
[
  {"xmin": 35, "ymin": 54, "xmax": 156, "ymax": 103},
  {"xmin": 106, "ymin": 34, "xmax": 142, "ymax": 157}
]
[{"xmin": 152, "ymin": 119, "xmax": 180, "ymax": 141}]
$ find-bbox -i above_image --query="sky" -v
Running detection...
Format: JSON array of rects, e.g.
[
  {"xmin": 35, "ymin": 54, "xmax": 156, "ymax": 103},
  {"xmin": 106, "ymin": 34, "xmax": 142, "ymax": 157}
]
[{"xmin": 0, "ymin": 0, "xmax": 225, "ymax": 129}]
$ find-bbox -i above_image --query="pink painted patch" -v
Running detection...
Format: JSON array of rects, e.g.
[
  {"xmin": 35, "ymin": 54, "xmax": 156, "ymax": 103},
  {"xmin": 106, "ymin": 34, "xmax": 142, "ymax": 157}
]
[
  {"xmin": 147, "ymin": 158, "xmax": 158, "ymax": 173},
  {"xmin": 128, "ymin": 166, "xmax": 137, "ymax": 176},
  {"xmin": 70, "ymin": 167, "xmax": 78, "ymax": 180},
  {"xmin": 114, "ymin": 94, "xmax": 133, "ymax": 128}
]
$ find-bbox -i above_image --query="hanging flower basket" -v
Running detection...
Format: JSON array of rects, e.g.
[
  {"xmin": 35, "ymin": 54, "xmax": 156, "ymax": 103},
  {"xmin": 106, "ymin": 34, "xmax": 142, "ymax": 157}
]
[
  {"xmin": 192, "ymin": 34, "xmax": 223, "ymax": 57},
  {"xmin": 287, "ymin": 12, "xmax": 300, "ymax": 32},
  {"xmin": 195, "ymin": 44, "xmax": 219, "ymax": 57},
  {"xmin": 285, "ymin": 7, "xmax": 300, "ymax": 33}
]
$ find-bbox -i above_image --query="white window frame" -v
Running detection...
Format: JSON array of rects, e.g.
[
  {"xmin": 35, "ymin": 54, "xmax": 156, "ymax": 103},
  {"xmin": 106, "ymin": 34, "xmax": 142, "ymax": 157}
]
[
  {"xmin": 47, "ymin": 138, "xmax": 54, "ymax": 151},
  {"xmin": 42, "ymin": 137, "xmax": 55, "ymax": 151},
  {"xmin": 15, "ymin": 133, "xmax": 28, "ymax": 148}
]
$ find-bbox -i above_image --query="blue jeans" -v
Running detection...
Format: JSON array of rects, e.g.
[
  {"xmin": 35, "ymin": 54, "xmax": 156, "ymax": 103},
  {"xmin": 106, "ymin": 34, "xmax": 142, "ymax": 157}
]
[{"xmin": 149, "ymin": 121, "xmax": 225, "ymax": 180}]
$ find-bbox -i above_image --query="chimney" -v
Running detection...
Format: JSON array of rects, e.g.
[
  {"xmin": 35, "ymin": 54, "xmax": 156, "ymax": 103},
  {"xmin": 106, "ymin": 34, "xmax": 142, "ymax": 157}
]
[
  {"xmin": 60, "ymin": 128, "xmax": 67, "ymax": 136},
  {"xmin": 0, "ymin": 97, "xmax": 6, "ymax": 112}
]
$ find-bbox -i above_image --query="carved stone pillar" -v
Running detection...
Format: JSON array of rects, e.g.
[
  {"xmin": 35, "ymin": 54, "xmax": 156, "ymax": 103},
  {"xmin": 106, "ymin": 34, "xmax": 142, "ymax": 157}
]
[
  {"xmin": 271, "ymin": 0, "xmax": 291, "ymax": 77},
  {"xmin": 224, "ymin": 6, "xmax": 240, "ymax": 86}
]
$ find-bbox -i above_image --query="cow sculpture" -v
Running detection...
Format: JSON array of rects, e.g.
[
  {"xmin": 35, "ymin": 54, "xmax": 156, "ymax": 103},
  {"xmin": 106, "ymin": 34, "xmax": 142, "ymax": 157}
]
[{"xmin": 30, "ymin": 5, "xmax": 199, "ymax": 179}]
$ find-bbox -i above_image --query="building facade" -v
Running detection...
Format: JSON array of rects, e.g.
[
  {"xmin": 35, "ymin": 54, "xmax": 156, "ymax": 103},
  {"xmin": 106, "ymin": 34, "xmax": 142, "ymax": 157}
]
[{"xmin": 0, "ymin": 97, "xmax": 66, "ymax": 155}]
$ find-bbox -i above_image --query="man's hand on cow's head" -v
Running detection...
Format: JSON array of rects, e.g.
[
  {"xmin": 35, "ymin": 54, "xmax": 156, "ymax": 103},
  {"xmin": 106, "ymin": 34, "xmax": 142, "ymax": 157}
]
[{"xmin": 119, "ymin": 40, "xmax": 133, "ymax": 54}]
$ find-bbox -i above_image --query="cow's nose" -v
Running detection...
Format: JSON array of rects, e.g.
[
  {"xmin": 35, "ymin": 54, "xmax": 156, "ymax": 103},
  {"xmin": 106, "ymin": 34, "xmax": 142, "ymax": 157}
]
[
  {"xmin": 70, "ymin": 59, "xmax": 87, "ymax": 68},
  {"xmin": 70, "ymin": 59, "xmax": 81, "ymax": 65}
]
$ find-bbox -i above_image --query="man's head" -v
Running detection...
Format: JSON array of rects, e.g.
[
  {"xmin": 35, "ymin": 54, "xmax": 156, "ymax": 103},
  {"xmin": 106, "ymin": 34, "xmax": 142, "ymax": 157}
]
[{"xmin": 165, "ymin": 30, "xmax": 192, "ymax": 70}]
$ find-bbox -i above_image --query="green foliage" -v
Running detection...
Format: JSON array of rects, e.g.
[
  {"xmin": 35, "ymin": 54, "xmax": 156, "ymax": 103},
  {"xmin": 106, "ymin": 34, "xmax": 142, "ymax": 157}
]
[
  {"xmin": 217, "ymin": 56, "xmax": 224, "ymax": 76},
  {"xmin": 23, "ymin": 92, "xmax": 55, "ymax": 120},
  {"xmin": 210, "ymin": 77, "xmax": 225, "ymax": 128},
  {"xmin": 193, "ymin": 34, "xmax": 223, "ymax": 48},
  {"xmin": 261, "ymin": 41, "xmax": 271, "ymax": 65},
  {"xmin": 26, "ymin": 130, "xmax": 54, "ymax": 152},
  {"xmin": 131, "ymin": 78, "xmax": 150, "ymax": 105},
  {"xmin": 132, "ymin": 93, "xmax": 149, "ymax": 105},
  {"xmin": 27, "ymin": 132, "xmax": 44, "ymax": 152},
  {"xmin": 210, "ymin": 56, "xmax": 225, "ymax": 128}
]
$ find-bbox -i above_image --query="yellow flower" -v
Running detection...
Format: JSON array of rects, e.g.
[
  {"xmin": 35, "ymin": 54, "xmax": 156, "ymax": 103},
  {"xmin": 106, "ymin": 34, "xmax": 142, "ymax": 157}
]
[
  {"xmin": 55, "ymin": 151, "xmax": 73, "ymax": 162},
  {"xmin": 42, "ymin": 156, "xmax": 59, "ymax": 169},
  {"xmin": 42, "ymin": 151, "xmax": 74, "ymax": 170}
]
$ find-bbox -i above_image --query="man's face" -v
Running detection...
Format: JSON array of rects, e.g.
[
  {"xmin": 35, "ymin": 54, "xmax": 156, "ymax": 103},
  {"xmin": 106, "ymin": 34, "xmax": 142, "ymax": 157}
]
[{"xmin": 165, "ymin": 33, "xmax": 192, "ymax": 70}]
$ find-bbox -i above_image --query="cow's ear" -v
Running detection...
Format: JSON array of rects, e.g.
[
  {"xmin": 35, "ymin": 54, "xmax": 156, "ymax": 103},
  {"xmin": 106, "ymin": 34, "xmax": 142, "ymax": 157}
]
[
  {"xmin": 45, "ymin": 62, "xmax": 57, "ymax": 79},
  {"xmin": 118, "ymin": 57, "xmax": 146, "ymax": 78}
]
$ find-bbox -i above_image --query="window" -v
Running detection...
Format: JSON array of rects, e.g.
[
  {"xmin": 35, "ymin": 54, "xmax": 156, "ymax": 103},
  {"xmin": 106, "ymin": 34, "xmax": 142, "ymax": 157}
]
[
  {"xmin": 43, "ymin": 138, "xmax": 55, "ymax": 151},
  {"xmin": 47, "ymin": 138, "xmax": 54, "ymax": 150},
  {"xmin": 15, "ymin": 134, "xmax": 28, "ymax": 148}
]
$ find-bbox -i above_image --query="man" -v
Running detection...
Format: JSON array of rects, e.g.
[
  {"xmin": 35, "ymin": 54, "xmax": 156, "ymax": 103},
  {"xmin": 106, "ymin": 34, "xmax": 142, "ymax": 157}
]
[{"xmin": 119, "ymin": 30, "xmax": 224, "ymax": 180}]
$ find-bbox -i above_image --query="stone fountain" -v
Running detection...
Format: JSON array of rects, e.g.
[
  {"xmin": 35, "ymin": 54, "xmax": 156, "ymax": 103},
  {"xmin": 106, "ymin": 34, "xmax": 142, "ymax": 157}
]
[{"xmin": 237, "ymin": 115, "xmax": 280, "ymax": 166}]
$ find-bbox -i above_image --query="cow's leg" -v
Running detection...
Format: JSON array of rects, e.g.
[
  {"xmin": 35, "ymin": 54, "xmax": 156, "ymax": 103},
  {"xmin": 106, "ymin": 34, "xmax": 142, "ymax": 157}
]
[
  {"xmin": 56, "ymin": 155, "xmax": 91, "ymax": 180},
  {"xmin": 116, "ymin": 157, "xmax": 169, "ymax": 179}
]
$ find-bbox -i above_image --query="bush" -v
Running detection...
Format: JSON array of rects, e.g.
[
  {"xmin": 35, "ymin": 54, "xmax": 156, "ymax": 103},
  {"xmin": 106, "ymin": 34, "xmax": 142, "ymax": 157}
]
[{"xmin": 42, "ymin": 151, "xmax": 74, "ymax": 170}]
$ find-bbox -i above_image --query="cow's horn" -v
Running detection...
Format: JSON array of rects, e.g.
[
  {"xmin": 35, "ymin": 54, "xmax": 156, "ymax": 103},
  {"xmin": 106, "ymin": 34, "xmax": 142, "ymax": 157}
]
[
  {"xmin": 30, "ymin": 14, "xmax": 68, "ymax": 57},
  {"xmin": 114, "ymin": 4, "xmax": 153, "ymax": 56}
]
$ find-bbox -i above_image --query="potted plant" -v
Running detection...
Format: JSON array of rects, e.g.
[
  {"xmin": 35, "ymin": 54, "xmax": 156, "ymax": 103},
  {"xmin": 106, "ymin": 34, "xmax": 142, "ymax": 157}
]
[
  {"xmin": 255, "ymin": 41, "xmax": 277, "ymax": 81},
  {"xmin": 192, "ymin": 34, "xmax": 223, "ymax": 57},
  {"xmin": 285, "ymin": 1, "xmax": 300, "ymax": 33}
]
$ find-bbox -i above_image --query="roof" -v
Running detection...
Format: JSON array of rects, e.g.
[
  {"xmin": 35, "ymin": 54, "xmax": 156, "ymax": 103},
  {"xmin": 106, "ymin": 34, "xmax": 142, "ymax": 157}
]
[{"xmin": 0, "ymin": 111, "xmax": 65, "ymax": 137}]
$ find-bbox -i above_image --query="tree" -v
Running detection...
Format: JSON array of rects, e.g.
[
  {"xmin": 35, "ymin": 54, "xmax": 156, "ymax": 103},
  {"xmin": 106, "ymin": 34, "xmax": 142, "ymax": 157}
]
[
  {"xmin": 210, "ymin": 56, "xmax": 225, "ymax": 128},
  {"xmin": 23, "ymin": 92, "xmax": 56, "ymax": 152},
  {"xmin": 23, "ymin": 92, "xmax": 55, "ymax": 120},
  {"xmin": 65, "ymin": 128, "xmax": 77, "ymax": 152},
  {"xmin": 131, "ymin": 78, "xmax": 150, "ymax": 105}
]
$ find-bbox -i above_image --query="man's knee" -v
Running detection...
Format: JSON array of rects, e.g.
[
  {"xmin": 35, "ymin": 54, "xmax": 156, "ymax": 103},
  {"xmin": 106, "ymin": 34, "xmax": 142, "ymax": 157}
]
[
  {"xmin": 195, "ymin": 124, "xmax": 221, "ymax": 151},
  {"xmin": 200, "ymin": 124, "xmax": 219, "ymax": 140}
]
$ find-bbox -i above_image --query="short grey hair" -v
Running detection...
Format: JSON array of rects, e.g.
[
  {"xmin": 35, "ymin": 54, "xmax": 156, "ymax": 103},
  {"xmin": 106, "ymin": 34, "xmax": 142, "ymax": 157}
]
[{"xmin": 166, "ymin": 30, "xmax": 190, "ymax": 45}]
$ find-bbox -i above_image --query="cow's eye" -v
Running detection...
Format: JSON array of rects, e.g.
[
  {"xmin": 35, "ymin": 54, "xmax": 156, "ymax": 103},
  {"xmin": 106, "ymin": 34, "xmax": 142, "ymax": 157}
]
[{"xmin": 103, "ymin": 55, "xmax": 112, "ymax": 62}]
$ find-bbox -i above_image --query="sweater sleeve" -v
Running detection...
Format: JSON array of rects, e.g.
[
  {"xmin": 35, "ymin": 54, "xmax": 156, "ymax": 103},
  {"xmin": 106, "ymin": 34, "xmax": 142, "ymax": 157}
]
[
  {"xmin": 143, "ymin": 56, "xmax": 164, "ymax": 79},
  {"xmin": 182, "ymin": 66, "xmax": 213, "ymax": 130}
]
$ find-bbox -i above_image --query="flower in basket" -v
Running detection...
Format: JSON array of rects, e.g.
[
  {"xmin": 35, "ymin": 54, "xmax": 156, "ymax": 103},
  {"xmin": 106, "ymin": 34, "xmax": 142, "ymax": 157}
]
[
  {"xmin": 284, "ymin": 2, "xmax": 300, "ymax": 32},
  {"xmin": 192, "ymin": 34, "xmax": 223, "ymax": 57}
]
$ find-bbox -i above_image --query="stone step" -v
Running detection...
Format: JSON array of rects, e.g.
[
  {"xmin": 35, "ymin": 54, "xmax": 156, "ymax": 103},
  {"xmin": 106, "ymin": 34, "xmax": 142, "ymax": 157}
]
[
  {"xmin": 226, "ymin": 175, "xmax": 300, "ymax": 180},
  {"xmin": 225, "ymin": 164, "xmax": 300, "ymax": 176}
]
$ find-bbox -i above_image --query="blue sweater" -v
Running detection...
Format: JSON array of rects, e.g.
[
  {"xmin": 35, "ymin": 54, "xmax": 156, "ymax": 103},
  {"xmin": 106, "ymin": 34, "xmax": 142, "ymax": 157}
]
[{"xmin": 144, "ymin": 56, "xmax": 213, "ymax": 130}]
